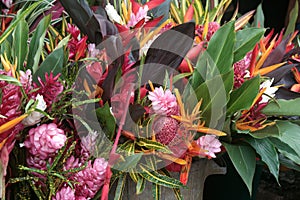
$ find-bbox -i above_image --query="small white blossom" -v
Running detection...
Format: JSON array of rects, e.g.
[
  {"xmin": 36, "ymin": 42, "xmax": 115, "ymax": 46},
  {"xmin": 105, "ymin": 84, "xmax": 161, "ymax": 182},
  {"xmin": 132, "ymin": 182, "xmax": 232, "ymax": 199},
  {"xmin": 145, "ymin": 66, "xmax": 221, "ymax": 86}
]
[
  {"xmin": 260, "ymin": 78, "xmax": 278, "ymax": 103},
  {"xmin": 105, "ymin": 3, "xmax": 123, "ymax": 24},
  {"xmin": 23, "ymin": 94, "xmax": 47, "ymax": 126}
]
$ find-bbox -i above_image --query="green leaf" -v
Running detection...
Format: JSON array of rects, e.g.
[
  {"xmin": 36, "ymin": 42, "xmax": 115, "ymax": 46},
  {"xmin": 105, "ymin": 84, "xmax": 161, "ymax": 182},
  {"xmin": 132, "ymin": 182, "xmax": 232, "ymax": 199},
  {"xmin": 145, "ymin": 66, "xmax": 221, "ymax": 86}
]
[
  {"xmin": 262, "ymin": 98, "xmax": 300, "ymax": 116},
  {"xmin": 152, "ymin": 183, "xmax": 161, "ymax": 200},
  {"xmin": 284, "ymin": 0, "xmax": 298, "ymax": 38},
  {"xmin": 0, "ymin": 1, "xmax": 41, "ymax": 45},
  {"xmin": 223, "ymin": 143, "xmax": 256, "ymax": 195},
  {"xmin": 172, "ymin": 188, "xmax": 184, "ymax": 200},
  {"xmin": 114, "ymin": 174, "xmax": 126, "ymax": 200},
  {"xmin": 206, "ymin": 21, "xmax": 235, "ymax": 74},
  {"xmin": 252, "ymin": 4, "xmax": 264, "ymax": 28},
  {"xmin": 32, "ymin": 47, "xmax": 64, "ymax": 82},
  {"xmin": 136, "ymin": 175, "xmax": 146, "ymax": 195},
  {"xmin": 234, "ymin": 28, "xmax": 265, "ymax": 62},
  {"xmin": 194, "ymin": 69, "xmax": 233, "ymax": 128},
  {"xmin": 279, "ymin": 154, "xmax": 300, "ymax": 171},
  {"xmin": 227, "ymin": 76, "xmax": 260, "ymax": 115},
  {"xmin": 139, "ymin": 165, "xmax": 185, "ymax": 188},
  {"xmin": 136, "ymin": 138, "xmax": 172, "ymax": 154},
  {"xmin": 245, "ymin": 138, "xmax": 279, "ymax": 183},
  {"xmin": 27, "ymin": 14, "xmax": 51, "ymax": 73},
  {"xmin": 0, "ymin": 74, "xmax": 22, "ymax": 86},
  {"xmin": 114, "ymin": 153, "xmax": 143, "ymax": 171},
  {"xmin": 13, "ymin": 18, "xmax": 29, "ymax": 71},
  {"xmin": 96, "ymin": 102, "xmax": 116, "ymax": 140}
]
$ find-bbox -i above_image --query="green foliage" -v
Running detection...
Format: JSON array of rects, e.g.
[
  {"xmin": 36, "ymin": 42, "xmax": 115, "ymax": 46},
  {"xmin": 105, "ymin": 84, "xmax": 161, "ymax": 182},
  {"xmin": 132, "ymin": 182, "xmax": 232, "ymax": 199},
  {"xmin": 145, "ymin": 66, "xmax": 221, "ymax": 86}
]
[{"xmin": 262, "ymin": 98, "xmax": 300, "ymax": 116}]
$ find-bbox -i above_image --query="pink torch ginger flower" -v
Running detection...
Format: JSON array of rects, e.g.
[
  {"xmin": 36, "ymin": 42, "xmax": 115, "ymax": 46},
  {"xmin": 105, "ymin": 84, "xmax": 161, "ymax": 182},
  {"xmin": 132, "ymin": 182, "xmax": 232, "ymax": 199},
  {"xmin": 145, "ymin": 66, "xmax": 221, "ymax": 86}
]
[
  {"xmin": 196, "ymin": 135, "xmax": 222, "ymax": 158},
  {"xmin": 153, "ymin": 116, "xmax": 180, "ymax": 145},
  {"xmin": 24, "ymin": 123, "xmax": 66, "ymax": 159},
  {"xmin": 19, "ymin": 69, "xmax": 32, "ymax": 93},
  {"xmin": 148, "ymin": 87, "xmax": 178, "ymax": 116},
  {"xmin": 233, "ymin": 52, "xmax": 252, "ymax": 88},
  {"xmin": 52, "ymin": 186, "xmax": 75, "ymax": 200},
  {"xmin": 73, "ymin": 158, "xmax": 108, "ymax": 199}
]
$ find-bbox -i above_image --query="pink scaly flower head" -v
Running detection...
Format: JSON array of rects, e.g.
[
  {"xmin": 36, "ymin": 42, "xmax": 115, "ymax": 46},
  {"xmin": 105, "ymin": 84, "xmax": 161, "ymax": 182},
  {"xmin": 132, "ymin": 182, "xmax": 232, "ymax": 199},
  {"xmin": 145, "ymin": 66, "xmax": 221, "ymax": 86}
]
[
  {"xmin": 33, "ymin": 72, "xmax": 63, "ymax": 107},
  {"xmin": 24, "ymin": 123, "xmax": 67, "ymax": 160},
  {"xmin": 152, "ymin": 116, "xmax": 180, "ymax": 145},
  {"xmin": 233, "ymin": 52, "xmax": 252, "ymax": 88},
  {"xmin": 148, "ymin": 86, "xmax": 179, "ymax": 116},
  {"xmin": 196, "ymin": 22, "xmax": 220, "ymax": 41},
  {"xmin": 0, "ymin": 70, "xmax": 23, "ymax": 143},
  {"xmin": 26, "ymin": 155, "xmax": 53, "ymax": 170},
  {"xmin": 195, "ymin": 135, "xmax": 222, "ymax": 159},
  {"xmin": 73, "ymin": 158, "xmax": 108, "ymax": 199},
  {"xmin": 52, "ymin": 185, "xmax": 75, "ymax": 200},
  {"xmin": 19, "ymin": 69, "xmax": 33, "ymax": 93}
]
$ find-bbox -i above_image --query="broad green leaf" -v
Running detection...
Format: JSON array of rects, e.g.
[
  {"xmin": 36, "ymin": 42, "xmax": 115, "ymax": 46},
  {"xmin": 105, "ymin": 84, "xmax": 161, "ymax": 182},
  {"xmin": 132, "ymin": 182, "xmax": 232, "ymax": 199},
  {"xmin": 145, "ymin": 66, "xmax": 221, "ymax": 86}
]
[
  {"xmin": 0, "ymin": 2, "xmax": 41, "ymax": 45},
  {"xmin": 13, "ymin": 18, "xmax": 29, "ymax": 71},
  {"xmin": 252, "ymin": 4, "xmax": 264, "ymax": 28},
  {"xmin": 284, "ymin": 0, "xmax": 298, "ymax": 38},
  {"xmin": 279, "ymin": 154, "xmax": 300, "ymax": 171},
  {"xmin": 245, "ymin": 138, "xmax": 279, "ymax": 183},
  {"xmin": 114, "ymin": 153, "xmax": 143, "ymax": 171},
  {"xmin": 139, "ymin": 165, "xmax": 185, "ymax": 188},
  {"xmin": 27, "ymin": 15, "xmax": 51, "ymax": 73},
  {"xmin": 0, "ymin": 74, "xmax": 22, "ymax": 86},
  {"xmin": 137, "ymin": 138, "xmax": 172, "ymax": 154},
  {"xmin": 55, "ymin": 35, "xmax": 70, "ymax": 50},
  {"xmin": 194, "ymin": 69, "xmax": 233, "ymax": 128},
  {"xmin": 234, "ymin": 28, "xmax": 265, "ymax": 62},
  {"xmin": 96, "ymin": 102, "xmax": 116, "ymax": 140},
  {"xmin": 206, "ymin": 21, "xmax": 235, "ymax": 74},
  {"xmin": 32, "ymin": 47, "xmax": 64, "ymax": 82},
  {"xmin": 152, "ymin": 183, "xmax": 161, "ymax": 200},
  {"xmin": 114, "ymin": 174, "xmax": 126, "ymax": 200},
  {"xmin": 223, "ymin": 143, "xmax": 256, "ymax": 195},
  {"xmin": 0, "ymin": 39, "xmax": 12, "ymax": 57},
  {"xmin": 136, "ymin": 175, "xmax": 146, "ymax": 195},
  {"xmin": 227, "ymin": 76, "xmax": 260, "ymax": 115},
  {"xmin": 262, "ymin": 98, "xmax": 300, "ymax": 116}
]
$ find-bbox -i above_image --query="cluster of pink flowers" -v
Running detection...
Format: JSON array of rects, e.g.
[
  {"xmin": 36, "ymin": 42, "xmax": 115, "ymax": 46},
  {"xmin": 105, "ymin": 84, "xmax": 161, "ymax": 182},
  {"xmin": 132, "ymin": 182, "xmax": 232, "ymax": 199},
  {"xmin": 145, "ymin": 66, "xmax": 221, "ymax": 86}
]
[
  {"xmin": 196, "ymin": 22, "xmax": 220, "ymax": 41},
  {"xmin": 233, "ymin": 52, "xmax": 252, "ymax": 88}
]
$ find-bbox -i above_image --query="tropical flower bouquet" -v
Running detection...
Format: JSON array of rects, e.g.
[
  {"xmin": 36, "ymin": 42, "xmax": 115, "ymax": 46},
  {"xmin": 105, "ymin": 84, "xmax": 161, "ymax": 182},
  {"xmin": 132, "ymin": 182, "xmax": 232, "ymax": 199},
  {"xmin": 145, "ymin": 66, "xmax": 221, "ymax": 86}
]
[{"xmin": 1, "ymin": 0, "xmax": 300, "ymax": 199}]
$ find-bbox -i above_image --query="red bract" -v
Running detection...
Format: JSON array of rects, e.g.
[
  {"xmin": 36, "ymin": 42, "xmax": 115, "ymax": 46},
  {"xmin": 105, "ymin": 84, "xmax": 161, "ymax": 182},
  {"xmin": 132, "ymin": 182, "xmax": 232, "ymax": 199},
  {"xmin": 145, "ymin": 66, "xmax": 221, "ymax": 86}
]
[
  {"xmin": 33, "ymin": 72, "xmax": 64, "ymax": 107},
  {"xmin": 67, "ymin": 24, "xmax": 88, "ymax": 61}
]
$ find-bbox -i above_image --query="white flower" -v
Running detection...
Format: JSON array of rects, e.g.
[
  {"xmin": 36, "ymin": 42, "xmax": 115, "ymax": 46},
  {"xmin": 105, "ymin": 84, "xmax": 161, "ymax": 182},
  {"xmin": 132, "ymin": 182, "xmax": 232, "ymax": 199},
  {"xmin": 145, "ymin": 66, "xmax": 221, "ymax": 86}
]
[
  {"xmin": 105, "ymin": 3, "xmax": 123, "ymax": 24},
  {"xmin": 260, "ymin": 78, "xmax": 278, "ymax": 103},
  {"xmin": 23, "ymin": 94, "xmax": 47, "ymax": 126}
]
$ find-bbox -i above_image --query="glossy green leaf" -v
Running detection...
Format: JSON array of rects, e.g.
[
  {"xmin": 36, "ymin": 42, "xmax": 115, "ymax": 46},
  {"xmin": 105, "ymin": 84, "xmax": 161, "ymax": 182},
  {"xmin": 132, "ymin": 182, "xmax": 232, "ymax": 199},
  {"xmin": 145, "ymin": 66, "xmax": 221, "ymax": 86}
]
[
  {"xmin": 136, "ymin": 175, "xmax": 146, "ymax": 195},
  {"xmin": 13, "ymin": 18, "xmax": 29, "ymax": 71},
  {"xmin": 0, "ymin": 74, "xmax": 22, "ymax": 86},
  {"xmin": 252, "ymin": 4, "xmax": 264, "ymax": 28},
  {"xmin": 114, "ymin": 153, "xmax": 143, "ymax": 171},
  {"xmin": 152, "ymin": 183, "xmax": 161, "ymax": 200},
  {"xmin": 0, "ymin": 2, "xmax": 41, "ymax": 45},
  {"xmin": 284, "ymin": 0, "xmax": 298, "ymax": 38},
  {"xmin": 137, "ymin": 138, "xmax": 172, "ymax": 154},
  {"xmin": 32, "ymin": 47, "xmax": 64, "ymax": 82},
  {"xmin": 139, "ymin": 165, "xmax": 185, "ymax": 188},
  {"xmin": 227, "ymin": 76, "xmax": 260, "ymax": 115},
  {"xmin": 245, "ymin": 138, "xmax": 279, "ymax": 183},
  {"xmin": 96, "ymin": 102, "xmax": 116, "ymax": 140},
  {"xmin": 194, "ymin": 69, "xmax": 233, "ymax": 128},
  {"xmin": 249, "ymin": 123, "xmax": 280, "ymax": 139},
  {"xmin": 206, "ymin": 21, "xmax": 235, "ymax": 74},
  {"xmin": 27, "ymin": 14, "xmax": 51, "ymax": 73},
  {"xmin": 279, "ymin": 154, "xmax": 300, "ymax": 171},
  {"xmin": 223, "ymin": 143, "xmax": 256, "ymax": 195},
  {"xmin": 114, "ymin": 174, "xmax": 126, "ymax": 200},
  {"xmin": 234, "ymin": 28, "xmax": 265, "ymax": 62},
  {"xmin": 262, "ymin": 98, "xmax": 300, "ymax": 116}
]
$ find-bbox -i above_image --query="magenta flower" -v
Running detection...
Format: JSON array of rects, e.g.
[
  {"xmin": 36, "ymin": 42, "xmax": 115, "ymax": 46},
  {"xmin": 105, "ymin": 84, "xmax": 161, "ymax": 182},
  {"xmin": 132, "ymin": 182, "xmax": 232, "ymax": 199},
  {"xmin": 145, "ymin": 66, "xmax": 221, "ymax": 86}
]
[
  {"xmin": 67, "ymin": 24, "xmax": 88, "ymax": 61},
  {"xmin": 24, "ymin": 123, "xmax": 67, "ymax": 159},
  {"xmin": 196, "ymin": 22, "xmax": 220, "ymax": 41},
  {"xmin": 233, "ymin": 52, "xmax": 252, "ymax": 88},
  {"xmin": 196, "ymin": 135, "xmax": 222, "ymax": 158},
  {"xmin": 19, "ymin": 69, "xmax": 32, "ymax": 93},
  {"xmin": 33, "ymin": 72, "xmax": 63, "ymax": 106},
  {"xmin": 148, "ymin": 87, "xmax": 178, "ymax": 116},
  {"xmin": 153, "ymin": 116, "xmax": 179, "ymax": 145},
  {"xmin": 73, "ymin": 158, "xmax": 108, "ymax": 199},
  {"xmin": 52, "ymin": 186, "xmax": 75, "ymax": 200},
  {"xmin": 127, "ymin": 5, "xmax": 150, "ymax": 27}
]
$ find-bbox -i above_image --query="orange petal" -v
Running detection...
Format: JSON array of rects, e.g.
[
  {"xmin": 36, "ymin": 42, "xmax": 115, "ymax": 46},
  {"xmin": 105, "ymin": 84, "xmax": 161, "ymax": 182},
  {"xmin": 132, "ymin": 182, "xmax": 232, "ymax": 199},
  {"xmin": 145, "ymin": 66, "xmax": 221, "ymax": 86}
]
[
  {"xmin": 184, "ymin": 4, "xmax": 194, "ymax": 22},
  {"xmin": 0, "ymin": 114, "xmax": 28, "ymax": 135},
  {"xmin": 254, "ymin": 62, "xmax": 286, "ymax": 76},
  {"xmin": 180, "ymin": 155, "xmax": 192, "ymax": 185}
]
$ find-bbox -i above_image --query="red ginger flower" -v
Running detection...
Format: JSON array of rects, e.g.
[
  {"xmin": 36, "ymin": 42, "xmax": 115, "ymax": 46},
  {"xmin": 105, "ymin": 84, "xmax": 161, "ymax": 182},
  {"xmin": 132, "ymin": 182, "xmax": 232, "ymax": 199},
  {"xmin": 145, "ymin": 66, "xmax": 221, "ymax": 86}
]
[
  {"xmin": 33, "ymin": 72, "xmax": 63, "ymax": 107},
  {"xmin": 67, "ymin": 24, "xmax": 88, "ymax": 61}
]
